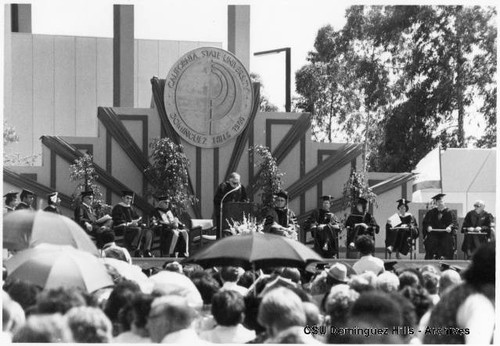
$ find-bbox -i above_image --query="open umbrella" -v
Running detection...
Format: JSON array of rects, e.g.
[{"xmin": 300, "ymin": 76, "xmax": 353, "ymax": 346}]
[
  {"xmin": 183, "ymin": 232, "xmax": 323, "ymax": 270},
  {"xmin": 4, "ymin": 244, "xmax": 113, "ymax": 293},
  {"xmin": 3, "ymin": 210, "xmax": 99, "ymax": 256},
  {"xmin": 101, "ymin": 257, "xmax": 153, "ymax": 293}
]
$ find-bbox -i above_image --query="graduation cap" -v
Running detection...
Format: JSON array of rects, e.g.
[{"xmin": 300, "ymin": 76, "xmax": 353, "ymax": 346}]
[
  {"xmin": 384, "ymin": 260, "xmax": 398, "ymax": 272},
  {"xmin": 122, "ymin": 190, "xmax": 134, "ymax": 198},
  {"xmin": 48, "ymin": 192, "xmax": 59, "ymax": 204},
  {"xmin": 20, "ymin": 189, "xmax": 35, "ymax": 199},
  {"xmin": 80, "ymin": 190, "xmax": 94, "ymax": 198},
  {"xmin": 397, "ymin": 198, "xmax": 410, "ymax": 211},
  {"xmin": 431, "ymin": 193, "xmax": 446, "ymax": 201},
  {"xmin": 321, "ymin": 195, "xmax": 333, "ymax": 201},
  {"xmin": 439, "ymin": 262, "xmax": 464, "ymax": 273},
  {"xmin": 274, "ymin": 190, "xmax": 289, "ymax": 200},
  {"xmin": 3, "ymin": 191, "xmax": 18, "ymax": 199}
]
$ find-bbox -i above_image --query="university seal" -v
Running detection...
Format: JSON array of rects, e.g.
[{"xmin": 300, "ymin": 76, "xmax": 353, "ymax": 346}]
[{"xmin": 164, "ymin": 47, "xmax": 253, "ymax": 148}]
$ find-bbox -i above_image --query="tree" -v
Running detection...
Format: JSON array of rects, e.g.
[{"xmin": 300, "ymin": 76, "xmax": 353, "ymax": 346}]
[
  {"xmin": 342, "ymin": 169, "xmax": 377, "ymax": 212},
  {"xmin": 3, "ymin": 121, "xmax": 39, "ymax": 166},
  {"xmin": 250, "ymin": 73, "xmax": 279, "ymax": 112},
  {"xmin": 296, "ymin": 5, "xmax": 496, "ymax": 172},
  {"xmin": 248, "ymin": 145, "xmax": 285, "ymax": 211},
  {"xmin": 144, "ymin": 138, "xmax": 197, "ymax": 214},
  {"xmin": 69, "ymin": 154, "xmax": 103, "ymax": 201}
]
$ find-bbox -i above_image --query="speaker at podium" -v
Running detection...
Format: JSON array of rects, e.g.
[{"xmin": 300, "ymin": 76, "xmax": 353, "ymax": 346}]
[{"xmin": 221, "ymin": 202, "xmax": 257, "ymax": 237}]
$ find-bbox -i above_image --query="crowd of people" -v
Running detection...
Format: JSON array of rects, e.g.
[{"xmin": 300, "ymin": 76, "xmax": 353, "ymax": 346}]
[{"xmin": 2, "ymin": 241, "xmax": 495, "ymax": 343}]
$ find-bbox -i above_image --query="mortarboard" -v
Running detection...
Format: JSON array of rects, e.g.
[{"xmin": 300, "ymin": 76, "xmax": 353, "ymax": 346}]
[{"xmin": 431, "ymin": 193, "xmax": 446, "ymax": 201}]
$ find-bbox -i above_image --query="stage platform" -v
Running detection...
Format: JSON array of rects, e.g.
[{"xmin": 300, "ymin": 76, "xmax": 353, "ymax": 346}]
[{"xmin": 132, "ymin": 257, "xmax": 471, "ymax": 273}]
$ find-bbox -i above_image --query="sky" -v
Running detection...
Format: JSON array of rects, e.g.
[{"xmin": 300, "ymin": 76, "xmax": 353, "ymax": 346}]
[
  {"xmin": 20, "ymin": 0, "xmax": 351, "ymax": 111},
  {"xmin": 1, "ymin": 0, "xmax": 496, "ymax": 130}
]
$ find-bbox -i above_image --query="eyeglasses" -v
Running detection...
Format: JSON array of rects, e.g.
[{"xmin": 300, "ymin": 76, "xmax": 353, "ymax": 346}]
[
  {"xmin": 474, "ymin": 204, "xmax": 481, "ymax": 208},
  {"xmin": 276, "ymin": 198, "xmax": 286, "ymax": 202}
]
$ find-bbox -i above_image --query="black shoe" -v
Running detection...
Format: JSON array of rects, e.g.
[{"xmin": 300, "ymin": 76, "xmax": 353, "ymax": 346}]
[
  {"xmin": 134, "ymin": 250, "xmax": 143, "ymax": 257},
  {"xmin": 144, "ymin": 251, "xmax": 154, "ymax": 258}
]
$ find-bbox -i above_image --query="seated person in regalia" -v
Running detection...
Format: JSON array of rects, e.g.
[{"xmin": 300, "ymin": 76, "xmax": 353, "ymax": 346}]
[
  {"xmin": 111, "ymin": 190, "xmax": 154, "ymax": 257},
  {"xmin": 461, "ymin": 200, "xmax": 495, "ymax": 259},
  {"xmin": 150, "ymin": 196, "xmax": 189, "ymax": 257},
  {"xmin": 304, "ymin": 195, "xmax": 342, "ymax": 258},
  {"xmin": 344, "ymin": 197, "xmax": 379, "ymax": 259},
  {"xmin": 385, "ymin": 198, "xmax": 418, "ymax": 259},
  {"xmin": 263, "ymin": 190, "xmax": 298, "ymax": 240},
  {"xmin": 74, "ymin": 190, "xmax": 113, "ymax": 248}
]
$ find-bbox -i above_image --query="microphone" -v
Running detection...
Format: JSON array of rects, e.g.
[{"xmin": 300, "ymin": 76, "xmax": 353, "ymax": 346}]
[{"xmin": 219, "ymin": 184, "xmax": 241, "ymax": 239}]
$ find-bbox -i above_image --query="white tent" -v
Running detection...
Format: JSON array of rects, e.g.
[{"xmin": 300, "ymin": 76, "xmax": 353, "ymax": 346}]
[{"xmin": 412, "ymin": 148, "xmax": 496, "ymax": 216}]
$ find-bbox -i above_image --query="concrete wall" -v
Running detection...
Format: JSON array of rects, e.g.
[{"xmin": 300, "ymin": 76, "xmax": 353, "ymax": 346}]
[{"xmin": 4, "ymin": 32, "xmax": 221, "ymax": 159}]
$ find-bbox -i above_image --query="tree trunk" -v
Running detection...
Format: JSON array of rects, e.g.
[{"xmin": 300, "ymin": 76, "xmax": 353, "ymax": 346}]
[{"xmin": 455, "ymin": 8, "xmax": 465, "ymax": 147}]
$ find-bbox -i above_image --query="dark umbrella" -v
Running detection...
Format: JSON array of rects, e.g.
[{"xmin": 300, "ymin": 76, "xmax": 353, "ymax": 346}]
[
  {"xmin": 3, "ymin": 210, "xmax": 99, "ymax": 256},
  {"xmin": 183, "ymin": 232, "xmax": 323, "ymax": 270}
]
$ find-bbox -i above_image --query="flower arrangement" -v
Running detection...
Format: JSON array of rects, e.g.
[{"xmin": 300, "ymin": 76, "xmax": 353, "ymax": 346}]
[{"xmin": 226, "ymin": 213, "xmax": 264, "ymax": 235}]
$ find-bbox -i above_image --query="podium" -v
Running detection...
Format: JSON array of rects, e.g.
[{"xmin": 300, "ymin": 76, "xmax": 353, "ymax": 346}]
[{"xmin": 221, "ymin": 202, "xmax": 256, "ymax": 237}]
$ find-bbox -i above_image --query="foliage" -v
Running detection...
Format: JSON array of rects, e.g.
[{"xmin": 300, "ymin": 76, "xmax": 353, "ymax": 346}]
[
  {"xmin": 296, "ymin": 5, "xmax": 497, "ymax": 172},
  {"xmin": 249, "ymin": 145, "xmax": 285, "ymax": 210},
  {"xmin": 250, "ymin": 73, "xmax": 279, "ymax": 112},
  {"xmin": 144, "ymin": 138, "xmax": 197, "ymax": 214},
  {"xmin": 342, "ymin": 169, "xmax": 377, "ymax": 212},
  {"xmin": 3, "ymin": 121, "xmax": 19, "ymax": 146},
  {"xmin": 69, "ymin": 154, "xmax": 103, "ymax": 203},
  {"xmin": 3, "ymin": 122, "xmax": 40, "ymax": 166}
]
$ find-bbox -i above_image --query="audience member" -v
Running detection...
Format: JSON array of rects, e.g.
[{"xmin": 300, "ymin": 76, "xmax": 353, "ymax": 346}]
[
  {"xmin": 200, "ymin": 290, "xmax": 255, "ymax": 343},
  {"xmin": 268, "ymin": 326, "xmax": 322, "ymax": 344},
  {"xmin": 346, "ymin": 291, "xmax": 405, "ymax": 343},
  {"xmin": 163, "ymin": 261, "xmax": 183, "ymax": 274},
  {"xmin": 104, "ymin": 280, "xmax": 142, "ymax": 336},
  {"xmin": 257, "ymin": 287, "xmax": 306, "ymax": 342},
  {"xmin": 35, "ymin": 287, "xmax": 87, "ymax": 315},
  {"xmin": 439, "ymin": 269, "xmax": 462, "ymax": 296},
  {"xmin": 65, "ymin": 306, "xmax": 113, "ymax": 343},
  {"xmin": 423, "ymin": 242, "xmax": 495, "ymax": 344},
  {"xmin": 422, "ymin": 271, "xmax": 440, "ymax": 304},
  {"xmin": 324, "ymin": 284, "xmax": 359, "ymax": 344},
  {"xmin": 398, "ymin": 270, "xmax": 421, "ymax": 290},
  {"xmin": 2, "ymin": 291, "xmax": 25, "ymax": 342},
  {"xmin": 376, "ymin": 271, "xmax": 400, "ymax": 293},
  {"xmin": 102, "ymin": 231, "xmax": 132, "ymax": 264},
  {"xmin": 220, "ymin": 266, "xmax": 248, "ymax": 296},
  {"xmin": 12, "ymin": 314, "xmax": 72, "ymax": 343},
  {"xmin": 352, "ymin": 235, "xmax": 385, "ymax": 275},
  {"xmin": 400, "ymin": 285, "xmax": 433, "ymax": 321},
  {"xmin": 113, "ymin": 293, "xmax": 153, "ymax": 343},
  {"xmin": 147, "ymin": 295, "xmax": 207, "ymax": 343},
  {"xmin": 3, "ymin": 279, "xmax": 41, "ymax": 313}
]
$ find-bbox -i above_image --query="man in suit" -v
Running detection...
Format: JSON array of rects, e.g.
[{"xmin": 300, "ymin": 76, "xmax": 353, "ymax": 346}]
[
  {"xmin": 74, "ymin": 190, "xmax": 113, "ymax": 248},
  {"xmin": 112, "ymin": 190, "xmax": 154, "ymax": 257},
  {"xmin": 15, "ymin": 189, "xmax": 35, "ymax": 210}
]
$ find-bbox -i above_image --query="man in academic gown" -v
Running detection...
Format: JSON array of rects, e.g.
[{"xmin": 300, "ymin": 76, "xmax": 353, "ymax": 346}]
[
  {"xmin": 461, "ymin": 200, "xmax": 495, "ymax": 258},
  {"xmin": 422, "ymin": 193, "xmax": 458, "ymax": 260},
  {"xmin": 112, "ymin": 190, "xmax": 154, "ymax": 257},
  {"xmin": 15, "ymin": 189, "xmax": 35, "ymax": 210},
  {"xmin": 345, "ymin": 197, "xmax": 379, "ymax": 259},
  {"xmin": 3, "ymin": 192, "xmax": 19, "ymax": 213},
  {"xmin": 304, "ymin": 195, "xmax": 342, "ymax": 258},
  {"xmin": 43, "ymin": 192, "xmax": 62, "ymax": 214},
  {"xmin": 385, "ymin": 198, "xmax": 418, "ymax": 259},
  {"xmin": 74, "ymin": 190, "xmax": 113, "ymax": 248},
  {"xmin": 213, "ymin": 172, "xmax": 248, "ymax": 238},
  {"xmin": 263, "ymin": 190, "xmax": 298, "ymax": 240}
]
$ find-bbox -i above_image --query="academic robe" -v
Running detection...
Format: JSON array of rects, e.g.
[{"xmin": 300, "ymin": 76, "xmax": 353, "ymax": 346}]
[
  {"xmin": 461, "ymin": 210, "xmax": 494, "ymax": 256},
  {"xmin": 385, "ymin": 212, "xmax": 418, "ymax": 256},
  {"xmin": 304, "ymin": 208, "xmax": 341, "ymax": 258},
  {"xmin": 345, "ymin": 211, "xmax": 379, "ymax": 259},
  {"xmin": 422, "ymin": 207, "xmax": 458, "ymax": 260}
]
